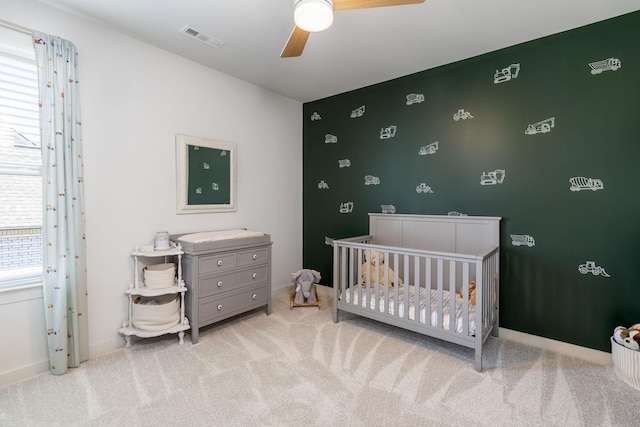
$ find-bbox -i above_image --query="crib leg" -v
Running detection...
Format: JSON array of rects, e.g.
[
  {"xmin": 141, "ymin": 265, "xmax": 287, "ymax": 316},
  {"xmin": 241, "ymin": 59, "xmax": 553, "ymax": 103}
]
[
  {"xmin": 474, "ymin": 354, "xmax": 483, "ymax": 372},
  {"xmin": 333, "ymin": 308, "xmax": 339, "ymax": 323}
]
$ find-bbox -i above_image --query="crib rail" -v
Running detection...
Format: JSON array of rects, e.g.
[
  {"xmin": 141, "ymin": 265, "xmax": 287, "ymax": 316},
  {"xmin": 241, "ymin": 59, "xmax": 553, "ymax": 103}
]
[{"xmin": 333, "ymin": 237, "xmax": 499, "ymax": 371}]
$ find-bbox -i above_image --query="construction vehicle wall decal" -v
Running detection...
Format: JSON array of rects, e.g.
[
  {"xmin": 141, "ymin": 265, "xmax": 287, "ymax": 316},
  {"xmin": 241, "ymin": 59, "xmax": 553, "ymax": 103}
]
[
  {"xmin": 381, "ymin": 204, "xmax": 396, "ymax": 214},
  {"xmin": 350, "ymin": 105, "xmax": 365, "ymax": 118},
  {"xmin": 494, "ymin": 63, "xmax": 520, "ymax": 84},
  {"xmin": 510, "ymin": 234, "xmax": 535, "ymax": 247},
  {"xmin": 317, "ymin": 180, "xmax": 329, "ymax": 189},
  {"xmin": 364, "ymin": 175, "xmax": 380, "ymax": 185},
  {"xmin": 380, "ymin": 125, "xmax": 397, "ymax": 139},
  {"xmin": 338, "ymin": 159, "xmax": 351, "ymax": 168},
  {"xmin": 589, "ymin": 57, "xmax": 621, "ymax": 75},
  {"xmin": 211, "ymin": 183, "xmax": 219, "ymax": 191},
  {"xmin": 525, "ymin": 117, "xmax": 555, "ymax": 135},
  {"xmin": 453, "ymin": 109, "xmax": 474, "ymax": 121},
  {"xmin": 310, "ymin": 112, "xmax": 321, "ymax": 121},
  {"xmin": 339, "ymin": 202, "xmax": 354, "ymax": 214},
  {"xmin": 448, "ymin": 211, "xmax": 467, "ymax": 216},
  {"xmin": 418, "ymin": 141, "xmax": 438, "ymax": 155},
  {"xmin": 480, "ymin": 169, "xmax": 506, "ymax": 185},
  {"xmin": 406, "ymin": 93, "xmax": 425, "ymax": 105},
  {"xmin": 416, "ymin": 183, "xmax": 434, "ymax": 193},
  {"xmin": 569, "ymin": 177, "xmax": 604, "ymax": 192},
  {"xmin": 325, "ymin": 134, "xmax": 337, "ymax": 143},
  {"xmin": 578, "ymin": 261, "xmax": 610, "ymax": 277}
]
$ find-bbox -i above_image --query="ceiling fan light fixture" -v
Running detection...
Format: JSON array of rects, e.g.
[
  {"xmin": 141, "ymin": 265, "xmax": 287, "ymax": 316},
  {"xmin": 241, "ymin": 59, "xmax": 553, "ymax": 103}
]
[{"xmin": 294, "ymin": 0, "xmax": 334, "ymax": 32}]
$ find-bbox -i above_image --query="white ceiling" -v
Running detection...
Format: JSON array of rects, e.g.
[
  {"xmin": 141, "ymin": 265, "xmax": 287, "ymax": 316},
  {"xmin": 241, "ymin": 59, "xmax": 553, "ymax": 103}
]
[{"xmin": 42, "ymin": 0, "xmax": 640, "ymax": 103}]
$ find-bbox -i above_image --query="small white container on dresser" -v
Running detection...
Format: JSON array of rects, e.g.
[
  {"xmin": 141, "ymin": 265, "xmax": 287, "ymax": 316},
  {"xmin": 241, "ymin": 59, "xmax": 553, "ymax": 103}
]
[
  {"xmin": 173, "ymin": 229, "xmax": 272, "ymax": 344},
  {"xmin": 118, "ymin": 242, "xmax": 190, "ymax": 346}
]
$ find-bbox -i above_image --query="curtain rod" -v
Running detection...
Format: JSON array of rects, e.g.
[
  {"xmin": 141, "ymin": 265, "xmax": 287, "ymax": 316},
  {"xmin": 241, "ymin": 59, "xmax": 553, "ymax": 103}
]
[{"xmin": 0, "ymin": 19, "xmax": 34, "ymax": 36}]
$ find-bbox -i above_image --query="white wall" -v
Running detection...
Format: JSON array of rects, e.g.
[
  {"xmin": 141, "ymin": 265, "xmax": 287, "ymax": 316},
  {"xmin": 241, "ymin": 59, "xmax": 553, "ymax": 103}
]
[{"xmin": 1, "ymin": 0, "xmax": 302, "ymax": 385}]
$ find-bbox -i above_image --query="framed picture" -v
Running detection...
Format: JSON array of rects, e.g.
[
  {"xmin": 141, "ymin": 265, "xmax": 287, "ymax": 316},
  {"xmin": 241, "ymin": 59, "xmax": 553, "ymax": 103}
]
[{"xmin": 176, "ymin": 134, "xmax": 236, "ymax": 214}]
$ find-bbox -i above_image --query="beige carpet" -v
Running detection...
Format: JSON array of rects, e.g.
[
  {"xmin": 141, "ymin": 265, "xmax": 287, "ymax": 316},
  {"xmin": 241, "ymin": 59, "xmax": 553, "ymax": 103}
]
[{"xmin": 1, "ymin": 285, "xmax": 639, "ymax": 426}]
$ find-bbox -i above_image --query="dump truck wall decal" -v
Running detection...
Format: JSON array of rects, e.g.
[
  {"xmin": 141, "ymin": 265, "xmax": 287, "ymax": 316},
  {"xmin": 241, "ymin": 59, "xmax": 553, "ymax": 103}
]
[
  {"xmin": 381, "ymin": 204, "xmax": 396, "ymax": 214},
  {"xmin": 364, "ymin": 175, "xmax": 380, "ymax": 185},
  {"xmin": 325, "ymin": 134, "xmax": 337, "ymax": 143},
  {"xmin": 510, "ymin": 234, "xmax": 535, "ymax": 247},
  {"xmin": 589, "ymin": 57, "xmax": 621, "ymax": 74}
]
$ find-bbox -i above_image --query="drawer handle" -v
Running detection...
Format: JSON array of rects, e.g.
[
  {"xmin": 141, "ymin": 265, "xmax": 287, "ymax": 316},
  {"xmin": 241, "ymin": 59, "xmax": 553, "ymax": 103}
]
[
  {"xmin": 252, "ymin": 273, "xmax": 257, "ymax": 279},
  {"xmin": 252, "ymin": 293, "xmax": 257, "ymax": 300},
  {"xmin": 217, "ymin": 281, "xmax": 223, "ymax": 287},
  {"xmin": 217, "ymin": 304, "xmax": 223, "ymax": 310},
  {"xmin": 252, "ymin": 254, "xmax": 258, "ymax": 260},
  {"xmin": 217, "ymin": 260, "xmax": 223, "ymax": 266}
]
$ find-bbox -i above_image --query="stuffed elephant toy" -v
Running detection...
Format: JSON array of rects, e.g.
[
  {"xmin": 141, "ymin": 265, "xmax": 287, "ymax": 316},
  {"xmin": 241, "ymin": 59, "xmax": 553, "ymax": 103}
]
[{"xmin": 292, "ymin": 269, "xmax": 321, "ymax": 304}]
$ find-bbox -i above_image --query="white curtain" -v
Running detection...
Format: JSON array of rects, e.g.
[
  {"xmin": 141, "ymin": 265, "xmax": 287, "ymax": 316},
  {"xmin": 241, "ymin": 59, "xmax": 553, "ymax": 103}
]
[{"xmin": 34, "ymin": 32, "xmax": 89, "ymax": 375}]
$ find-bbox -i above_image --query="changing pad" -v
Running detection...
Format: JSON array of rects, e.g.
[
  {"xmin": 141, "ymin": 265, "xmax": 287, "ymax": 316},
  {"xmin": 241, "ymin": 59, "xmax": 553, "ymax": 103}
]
[{"xmin": 177, "ymin": 229, "xmax": 264, "ymax": 243}]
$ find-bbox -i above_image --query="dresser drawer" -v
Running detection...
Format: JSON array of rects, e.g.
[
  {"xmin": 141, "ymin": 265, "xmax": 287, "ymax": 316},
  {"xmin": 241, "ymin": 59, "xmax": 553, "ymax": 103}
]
[
  {"xmin": 199, "ymin": 265, "xmax": 269, "ymax": 298},
  {"xmin": 238, "ymin": 247, "xmax": 269, "ymax": 266},
  {"xmin": 199, "ymin": 286, "xmax": 268, "ymax": 324},
  {"xmin": 199, "ymin": 252, "xmax": 237, "ymax": 274}
]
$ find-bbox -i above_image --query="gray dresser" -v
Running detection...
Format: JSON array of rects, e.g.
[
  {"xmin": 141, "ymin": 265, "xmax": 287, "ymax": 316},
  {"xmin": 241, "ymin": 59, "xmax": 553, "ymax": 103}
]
[{"xmin": 173, "ymin": 231, "xmax": 272, "ymax": 343}]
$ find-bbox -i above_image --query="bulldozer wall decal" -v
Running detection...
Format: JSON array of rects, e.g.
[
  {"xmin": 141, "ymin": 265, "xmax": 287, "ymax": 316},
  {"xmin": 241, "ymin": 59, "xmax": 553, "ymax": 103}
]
[{"xmin": 578, "ymin": 261, "xmax": 610, "ymax": 278}]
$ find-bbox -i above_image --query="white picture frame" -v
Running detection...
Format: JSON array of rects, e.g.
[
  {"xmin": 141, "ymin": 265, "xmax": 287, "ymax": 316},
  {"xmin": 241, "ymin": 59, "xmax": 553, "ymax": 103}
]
[{"xmin": 176, "ymin": 134, "xmax": 236, "ymax": 214}]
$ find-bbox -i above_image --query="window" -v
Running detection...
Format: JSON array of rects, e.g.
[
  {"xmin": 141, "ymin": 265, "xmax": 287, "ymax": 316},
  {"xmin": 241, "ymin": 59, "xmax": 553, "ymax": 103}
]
[{"xmin": 0, "ymin": 35, "xmax": 41, "ymax": 289}]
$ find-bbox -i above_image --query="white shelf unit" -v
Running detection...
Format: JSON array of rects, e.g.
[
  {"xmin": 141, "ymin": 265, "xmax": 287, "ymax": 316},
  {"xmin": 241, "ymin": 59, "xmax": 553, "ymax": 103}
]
[{"xmin": 119, "ymin": 242, "xmax": 190, "ymax": 346}]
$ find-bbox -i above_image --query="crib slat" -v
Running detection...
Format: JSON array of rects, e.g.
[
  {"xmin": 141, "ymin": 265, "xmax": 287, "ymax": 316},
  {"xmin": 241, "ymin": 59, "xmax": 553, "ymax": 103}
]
[
  {"xmin": 436, "ymin": 258, "xmax": 443, "ymax": 328},
  {"xmin": 462, "ymin": 262, "xmax": 469, "ymax": 336},
  {"xmin": 449, "ymin": 261, "xmax": 455, "ymax": 332}
]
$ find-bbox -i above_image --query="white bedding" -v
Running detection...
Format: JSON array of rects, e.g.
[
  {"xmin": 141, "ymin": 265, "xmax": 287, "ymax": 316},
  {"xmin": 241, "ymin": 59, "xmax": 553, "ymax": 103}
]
[
  {"xmin": 342, "ymin": 285, "xmax": 476, "ymax": 335},
  {"xmin": 177, "ymin": 229, "xmax": 264, "ymax": 243}
]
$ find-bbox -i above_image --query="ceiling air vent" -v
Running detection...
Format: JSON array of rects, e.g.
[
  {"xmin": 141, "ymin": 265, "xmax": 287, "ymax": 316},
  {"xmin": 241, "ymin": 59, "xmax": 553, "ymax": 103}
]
[{"xmin": 179, "ymin": 25, "xmax": 226, "ymax": 48}]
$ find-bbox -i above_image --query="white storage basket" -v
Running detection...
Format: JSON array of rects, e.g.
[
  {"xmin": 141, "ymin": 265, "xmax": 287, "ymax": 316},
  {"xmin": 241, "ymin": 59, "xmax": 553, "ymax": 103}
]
[
  {"xmin": 132, "ymin": 294, "xmax": 180, "ymax": 331},
  {"xmin": 611, "ymin": 337, "xmax": 640, "ymax": 390},
  {"xmin": 143, "ymin": 263, "xmax": 176, "ymax": 289}
]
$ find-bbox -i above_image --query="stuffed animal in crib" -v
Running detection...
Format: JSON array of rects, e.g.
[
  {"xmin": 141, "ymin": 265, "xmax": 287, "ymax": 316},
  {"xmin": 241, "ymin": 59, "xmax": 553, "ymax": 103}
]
[
  {"xmin": 459, "ymin": 280, "xmax": 477, "ymax": 305},
  {"xmin": 613, "ymin": 324, "xmax": 640, "ymax": 350},
  {"xmin": 292, "ymin": 269, "xmax": 321, "ymax": 304},
  {"xmin": 360, "ymin": 250, "xmax": 403, "ymax": 287}
]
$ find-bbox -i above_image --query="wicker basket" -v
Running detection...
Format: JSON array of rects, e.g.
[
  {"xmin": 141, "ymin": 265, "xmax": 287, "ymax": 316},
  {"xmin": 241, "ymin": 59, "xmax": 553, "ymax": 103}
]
[
  {"xmin": 611, "ymin": 336, "xmax": 640, "ymax": 390},
  {"xmin": 132, "ymin": 294, "xmax": 180, "ymax": 331}
]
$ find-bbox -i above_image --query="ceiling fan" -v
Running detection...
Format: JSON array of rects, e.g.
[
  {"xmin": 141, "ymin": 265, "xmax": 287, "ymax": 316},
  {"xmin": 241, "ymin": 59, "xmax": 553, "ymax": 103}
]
[{"xmin": 281, "ymin": 0, "xmax": 425, "ymax": 58}]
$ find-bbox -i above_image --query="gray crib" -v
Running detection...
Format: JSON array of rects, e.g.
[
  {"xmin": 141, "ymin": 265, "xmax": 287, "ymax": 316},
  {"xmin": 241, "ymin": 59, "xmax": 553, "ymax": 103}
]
[{"xmin": 332, "ymin": 214, "xmax": 501, "ymax": 372}]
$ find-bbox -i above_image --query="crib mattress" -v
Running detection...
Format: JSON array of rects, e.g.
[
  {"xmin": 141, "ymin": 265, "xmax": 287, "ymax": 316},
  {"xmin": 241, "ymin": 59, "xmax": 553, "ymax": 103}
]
[{"xmin": 341, "ymin": 286, "xmax": 475, "ymax": 335}]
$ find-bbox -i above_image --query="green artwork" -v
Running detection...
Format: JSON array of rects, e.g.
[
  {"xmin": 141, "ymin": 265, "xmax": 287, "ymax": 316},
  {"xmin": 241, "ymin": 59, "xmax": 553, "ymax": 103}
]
[{"xmin": 187, "ymin": 145, "xmax": 231, "ymax": 205}]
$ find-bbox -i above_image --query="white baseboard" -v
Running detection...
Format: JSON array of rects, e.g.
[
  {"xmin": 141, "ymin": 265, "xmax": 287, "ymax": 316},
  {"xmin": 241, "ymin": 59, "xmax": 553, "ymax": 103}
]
[
  {"xmin": 0, "ymin": 359, "xmax": 49, "ymax": 387},
  {"xmin": 499, "ymin": 327, "xmax": 613, "ymax": 366}
]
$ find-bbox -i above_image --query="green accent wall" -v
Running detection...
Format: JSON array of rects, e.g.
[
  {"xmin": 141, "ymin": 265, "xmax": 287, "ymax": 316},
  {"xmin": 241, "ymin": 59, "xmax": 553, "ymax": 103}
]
[{"xmin": 302, "ymin": 11, "xmax": 640, "ymax": 352}]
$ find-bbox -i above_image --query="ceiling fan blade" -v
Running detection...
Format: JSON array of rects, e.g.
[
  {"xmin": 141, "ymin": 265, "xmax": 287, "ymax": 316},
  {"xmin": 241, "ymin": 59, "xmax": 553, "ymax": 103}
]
[
  {"xmin": 281, "ymin": 26, "xmax": 311, "ymax": 58},
  {"xmin": 334, "ymin": 0, "xmax": 424, "ymax": 11}
]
